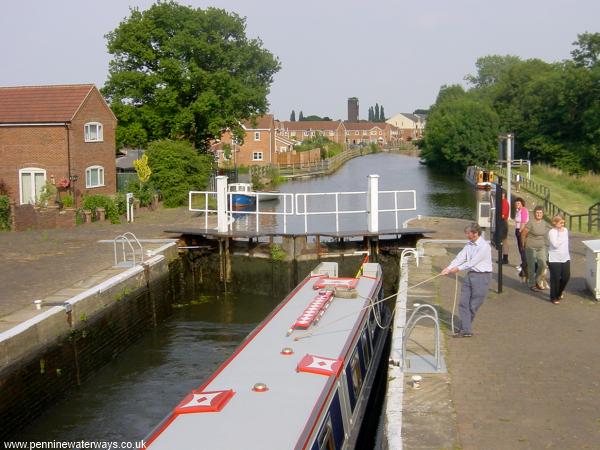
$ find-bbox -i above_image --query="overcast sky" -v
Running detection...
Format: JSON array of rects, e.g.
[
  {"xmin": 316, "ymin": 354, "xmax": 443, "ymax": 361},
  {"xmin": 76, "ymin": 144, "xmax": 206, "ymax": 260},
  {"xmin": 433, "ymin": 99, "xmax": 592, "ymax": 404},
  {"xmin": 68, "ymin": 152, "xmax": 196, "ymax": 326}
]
[{"xmin": 1, "ymin": 0, "xmax": 598, "ymax": 121}]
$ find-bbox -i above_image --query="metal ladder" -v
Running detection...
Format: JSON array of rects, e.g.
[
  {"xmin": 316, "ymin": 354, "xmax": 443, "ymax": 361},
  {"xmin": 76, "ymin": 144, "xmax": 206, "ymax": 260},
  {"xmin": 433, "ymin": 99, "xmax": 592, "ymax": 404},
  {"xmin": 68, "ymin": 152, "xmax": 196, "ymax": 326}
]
[
  {"xmin": 113, "ymin": 232, "xmax": 144, "ymax": 268},
  {"xmin": 401, "ymin": 303, "xmax": 444, "ymax": 372}
]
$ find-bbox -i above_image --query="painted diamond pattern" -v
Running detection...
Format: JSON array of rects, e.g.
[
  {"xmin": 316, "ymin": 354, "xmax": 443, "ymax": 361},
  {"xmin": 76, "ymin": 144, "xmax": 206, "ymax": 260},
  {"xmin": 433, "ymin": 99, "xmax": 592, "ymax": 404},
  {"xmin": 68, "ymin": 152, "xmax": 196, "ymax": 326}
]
[
  {"xmin": 174, "ymin": 389, "xmax": 234, "ymax": 414},
  {"xmin": 297, "ymin": 354, "xmax": 343, "ymax": 376}
]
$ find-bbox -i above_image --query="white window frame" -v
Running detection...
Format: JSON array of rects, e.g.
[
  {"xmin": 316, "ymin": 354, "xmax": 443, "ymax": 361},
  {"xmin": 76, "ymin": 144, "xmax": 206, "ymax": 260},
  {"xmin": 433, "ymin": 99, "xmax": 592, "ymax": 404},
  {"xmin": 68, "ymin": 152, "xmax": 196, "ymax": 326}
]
[
  {"xmin": 252, "ymin": 152, "xmax": 263, "ymax": 161},
  {"xmin": 84, "ymin": 122, "xmax": 104, "ymax": 142},
  {"xmin": 254, "ymin": 131, "xmax": 260, "ymax": 141},
  {"xmin": 19, "ymin": 167, "xmax": 46, "ymax": 205},
  {"xmin": 85, "ymin": 165, "xmax": 105, "ymax": 188}
]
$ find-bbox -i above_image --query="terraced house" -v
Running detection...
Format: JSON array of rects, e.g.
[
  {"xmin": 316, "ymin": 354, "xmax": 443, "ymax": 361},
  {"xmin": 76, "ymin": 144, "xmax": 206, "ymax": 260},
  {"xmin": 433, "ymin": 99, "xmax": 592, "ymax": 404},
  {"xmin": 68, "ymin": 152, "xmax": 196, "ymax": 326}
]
[
  {"xmin": 343, "ymin": 122, "xmax": 399, "ymax": 145},
  {"xmin": 277, "ymin": 120, "xmax": 346, "ymax": 145},
  {"xmin": 0, "ymin": 84, "xmax": 117, "ymax": 206}
]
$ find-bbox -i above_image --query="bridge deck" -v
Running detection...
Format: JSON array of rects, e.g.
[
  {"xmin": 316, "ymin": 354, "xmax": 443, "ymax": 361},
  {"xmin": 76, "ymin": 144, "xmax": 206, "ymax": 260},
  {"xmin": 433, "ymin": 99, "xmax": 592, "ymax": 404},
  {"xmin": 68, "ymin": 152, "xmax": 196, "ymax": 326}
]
[{"xmin": 163, "ymin": 227, "xmax": 435, "ymax": 239}]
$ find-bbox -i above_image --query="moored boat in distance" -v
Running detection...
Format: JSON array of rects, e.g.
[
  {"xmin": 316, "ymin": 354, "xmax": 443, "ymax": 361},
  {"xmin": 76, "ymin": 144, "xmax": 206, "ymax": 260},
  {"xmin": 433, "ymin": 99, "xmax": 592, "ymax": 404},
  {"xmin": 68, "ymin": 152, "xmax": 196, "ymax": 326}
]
[
  {"xmin": 145, "ymin": 260, "xmax": 390, "ymax": 450},
  {"xmin": 465, "ymin": 165, "xmax": 495, "ymax": 190},
  {"xmin": 228, "ymin": 182, "xmax": 280, "ymax": 209}
]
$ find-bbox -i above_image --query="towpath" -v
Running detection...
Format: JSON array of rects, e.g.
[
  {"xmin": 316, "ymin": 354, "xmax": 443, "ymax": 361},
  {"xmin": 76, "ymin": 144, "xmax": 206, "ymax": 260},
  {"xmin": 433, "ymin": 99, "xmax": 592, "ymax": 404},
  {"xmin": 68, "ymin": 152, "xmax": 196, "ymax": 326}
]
[
  {"xmin": 0, "ymin": 207, "xmax": 202, "ymax": 323},
  {"xmin": 403, "ymin": 216, "xmax": 600, "ymax": 450}
]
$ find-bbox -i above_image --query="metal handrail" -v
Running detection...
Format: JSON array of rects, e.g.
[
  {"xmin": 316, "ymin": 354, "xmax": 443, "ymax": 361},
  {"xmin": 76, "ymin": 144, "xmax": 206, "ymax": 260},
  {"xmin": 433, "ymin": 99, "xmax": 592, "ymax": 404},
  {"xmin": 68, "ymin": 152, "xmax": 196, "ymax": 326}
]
[
  {"xmin": 113, "ymin": 232, "xmax": 144, "ymax": 267},
  {"xmin": 402, "ymin": 304, "xmax": 442, "ymax": 371}
]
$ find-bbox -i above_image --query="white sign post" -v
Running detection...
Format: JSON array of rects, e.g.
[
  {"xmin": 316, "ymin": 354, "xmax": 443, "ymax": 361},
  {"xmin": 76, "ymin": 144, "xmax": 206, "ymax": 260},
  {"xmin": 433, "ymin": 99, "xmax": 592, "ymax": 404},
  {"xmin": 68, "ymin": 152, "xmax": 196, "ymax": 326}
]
[{"xmin": 216, "ymin": 176, "xmax": 228, "ymax": 233}]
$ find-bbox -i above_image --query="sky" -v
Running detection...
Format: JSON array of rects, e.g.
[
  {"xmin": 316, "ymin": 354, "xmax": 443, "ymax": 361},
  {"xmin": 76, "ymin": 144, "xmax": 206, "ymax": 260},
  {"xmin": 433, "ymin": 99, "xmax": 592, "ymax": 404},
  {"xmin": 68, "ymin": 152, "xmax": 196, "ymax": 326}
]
[{"xmin": 1, "ymin": 0, "xmax": 598, "ymax": 121}]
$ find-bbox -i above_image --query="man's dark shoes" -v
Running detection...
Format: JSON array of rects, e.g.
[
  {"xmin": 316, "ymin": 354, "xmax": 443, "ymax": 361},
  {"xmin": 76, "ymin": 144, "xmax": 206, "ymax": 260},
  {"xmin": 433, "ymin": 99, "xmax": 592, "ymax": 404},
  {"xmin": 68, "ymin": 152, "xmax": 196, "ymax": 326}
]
[{"xmin": 453, "ymin": 332, "xmax": 473, "ymax": 338}]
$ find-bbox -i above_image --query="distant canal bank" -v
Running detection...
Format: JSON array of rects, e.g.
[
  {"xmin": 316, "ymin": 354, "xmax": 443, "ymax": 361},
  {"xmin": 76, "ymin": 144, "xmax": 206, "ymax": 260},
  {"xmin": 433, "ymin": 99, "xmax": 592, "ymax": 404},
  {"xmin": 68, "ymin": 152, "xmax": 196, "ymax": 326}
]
[{"xmin": 15, "ymin": 152, "xmax": 478, "ymax": 442}]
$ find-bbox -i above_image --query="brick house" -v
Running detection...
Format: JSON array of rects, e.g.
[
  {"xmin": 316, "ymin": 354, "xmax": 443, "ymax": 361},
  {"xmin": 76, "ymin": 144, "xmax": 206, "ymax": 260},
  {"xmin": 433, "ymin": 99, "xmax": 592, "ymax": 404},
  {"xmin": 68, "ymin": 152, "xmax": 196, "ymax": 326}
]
[
  {"xmin": 386, "ymin": 113, "xmax": 426, "ymax": 141},
  {"xmin": 277, "ymin": 120, "xmax": 347, "ymax": 145},
  {"xmin": 0, "ymin": 84, "xmax": 117, "ymax": 206},
  {"xmin": 343, "ymin": 122, "xmax": 399, "ymax": 145},
  {"xmin": 215, "ymin": 115, "xmax": 276, "ymax": 167}
]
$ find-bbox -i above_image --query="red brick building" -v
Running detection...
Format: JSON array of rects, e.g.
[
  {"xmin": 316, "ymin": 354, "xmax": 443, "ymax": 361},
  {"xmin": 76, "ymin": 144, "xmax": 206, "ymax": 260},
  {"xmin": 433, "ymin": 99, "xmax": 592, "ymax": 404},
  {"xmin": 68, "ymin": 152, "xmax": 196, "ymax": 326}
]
[
  {"xmin": 0, "ymin": 84, "xmax": 117, "ymax": 206},
  {"xmin": 277, "ymin": 120, "xmax": 346, "ymax": 145},
  {"xmin": 215, "ymin": 115, "xmax": 276, "ymax": 167},
  {"xmin": 343, "ymin": 122, "xmax": 399, "ymax": 145}
]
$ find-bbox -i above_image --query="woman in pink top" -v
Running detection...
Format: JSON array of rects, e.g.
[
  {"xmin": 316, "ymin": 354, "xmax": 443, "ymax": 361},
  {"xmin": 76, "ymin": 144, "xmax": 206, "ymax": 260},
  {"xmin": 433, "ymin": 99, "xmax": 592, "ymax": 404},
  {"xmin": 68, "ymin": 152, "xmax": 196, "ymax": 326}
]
[{"xmin": 514, "ymin": 197, "xmax": 529, "ymax": 270}]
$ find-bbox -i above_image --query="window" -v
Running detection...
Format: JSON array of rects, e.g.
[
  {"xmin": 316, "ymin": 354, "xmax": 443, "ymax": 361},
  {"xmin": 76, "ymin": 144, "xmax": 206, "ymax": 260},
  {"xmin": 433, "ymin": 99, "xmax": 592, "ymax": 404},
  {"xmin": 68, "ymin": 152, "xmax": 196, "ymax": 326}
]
[
  {"xmin": 303, "ymin": 131, "xmax": 309, "ymax": 136},
  {"xmin": 354, "ymin": 131, "xmax": 359, "ymax": 135},
  {"xmin": 329, "ymin": 131, "xmax": 334, "ymax": 136},
  {"xmin": 19, "ymin": 168, "xmax": 46, "ymax": 205},
  {"xmin": 254, "ymin": 132, "xmax": 260, "ymax": 141},
  {"xmin": 84, "ymin": 122, "xmax": 103, "ymax": 142},
  {"xmin": 280, "ymin": 146, "xmax": 288, "ymax": 152},
  {"xmin": 85, "ymin": 166, "xmax": 104, "ymax": 188},
  {"xmin": 317, "ymin": 417, "xmax": 335, "ymax": 450},
  {"xmin": 350, "ymin": 350, "xmax": 363, "ymax": 398},
  {"xmin": 252, "ymin": 152, "xmax": 263, "ymax": 161},
  {"xmin": 290, "ymin": 131, "xmax": 296, "ymax": 137}
]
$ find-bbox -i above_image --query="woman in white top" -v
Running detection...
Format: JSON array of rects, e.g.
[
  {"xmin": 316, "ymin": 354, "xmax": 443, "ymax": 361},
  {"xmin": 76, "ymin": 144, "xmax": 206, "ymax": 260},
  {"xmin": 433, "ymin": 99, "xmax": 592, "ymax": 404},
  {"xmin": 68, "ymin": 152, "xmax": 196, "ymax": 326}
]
[{"xmin": 547, "ymin": 214, "xmax": 570, "ymax": 304}]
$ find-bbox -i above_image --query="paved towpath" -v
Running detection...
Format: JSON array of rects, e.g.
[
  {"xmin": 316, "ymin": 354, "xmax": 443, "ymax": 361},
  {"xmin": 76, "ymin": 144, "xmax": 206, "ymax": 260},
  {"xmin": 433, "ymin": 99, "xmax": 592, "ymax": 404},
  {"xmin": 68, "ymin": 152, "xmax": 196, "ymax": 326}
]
[
  {"xmin": 407, "ymin": 216, "xmax": 600, "ymax": 450},
  {"xmin": 0, "ymin": 207, "xmax": 204, "ymax": 320}
]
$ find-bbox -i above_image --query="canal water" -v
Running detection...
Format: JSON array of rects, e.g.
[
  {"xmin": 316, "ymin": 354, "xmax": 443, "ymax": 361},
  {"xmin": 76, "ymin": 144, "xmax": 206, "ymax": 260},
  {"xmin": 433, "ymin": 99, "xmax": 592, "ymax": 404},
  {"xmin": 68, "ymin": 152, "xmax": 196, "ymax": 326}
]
[{"xmin": 16, "ymin": 153, "xmax": 476, "ymax": 443}]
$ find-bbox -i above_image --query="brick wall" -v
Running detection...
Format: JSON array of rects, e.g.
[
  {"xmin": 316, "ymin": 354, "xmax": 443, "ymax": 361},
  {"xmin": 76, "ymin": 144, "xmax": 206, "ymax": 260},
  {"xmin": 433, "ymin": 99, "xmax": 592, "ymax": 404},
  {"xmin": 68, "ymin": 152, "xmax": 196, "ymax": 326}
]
[
  {"xmin": 0, "ymin": 259, "xmax": 182, "ymax": 440},
  {"xmin": 12, "ymin": 204, "xmax": 76, "ymax": 231},
  {"xmin": 0, "ymin": 126, "xmax": 69, "ymax": 205}
]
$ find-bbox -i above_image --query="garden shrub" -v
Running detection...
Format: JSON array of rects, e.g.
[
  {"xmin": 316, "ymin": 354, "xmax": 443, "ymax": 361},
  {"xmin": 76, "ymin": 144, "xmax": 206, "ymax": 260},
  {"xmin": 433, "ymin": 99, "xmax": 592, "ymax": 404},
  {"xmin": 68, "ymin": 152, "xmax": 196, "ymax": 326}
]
[
  {"xmin": 81, "ymin": 195, "xmax": 122, "ymax": 224},
  {"xmin": 0, "ymin": 195, "xmax": 11, "ymax": 231},
  {"xmin": 146, "ymin": 140, "xmax": 213, "ymax": 207}
]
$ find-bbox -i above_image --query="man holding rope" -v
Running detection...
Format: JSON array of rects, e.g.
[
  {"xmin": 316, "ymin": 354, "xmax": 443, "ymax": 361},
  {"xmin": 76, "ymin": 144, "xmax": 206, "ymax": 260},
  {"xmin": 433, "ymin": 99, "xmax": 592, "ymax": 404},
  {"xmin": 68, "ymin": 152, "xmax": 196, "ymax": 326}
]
[{"xmin": 441, "ymin": 223, "xmax": 493, "ymax": 338}]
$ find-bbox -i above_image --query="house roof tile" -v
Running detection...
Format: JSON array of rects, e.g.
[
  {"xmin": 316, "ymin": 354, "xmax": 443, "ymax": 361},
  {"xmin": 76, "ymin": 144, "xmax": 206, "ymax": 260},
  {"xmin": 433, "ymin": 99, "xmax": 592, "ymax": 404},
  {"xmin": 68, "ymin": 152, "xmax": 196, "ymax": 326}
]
[
  {"xmin": 242, "ymin": 114, "xmax": 274, "ymax": 130},
  {"xmin": 0, "ymin": 84, "xmax": 97, "ymax": 123},
  {"xmin": 281, "ymin": 120, "xmax": 342, "ymax": 131}
]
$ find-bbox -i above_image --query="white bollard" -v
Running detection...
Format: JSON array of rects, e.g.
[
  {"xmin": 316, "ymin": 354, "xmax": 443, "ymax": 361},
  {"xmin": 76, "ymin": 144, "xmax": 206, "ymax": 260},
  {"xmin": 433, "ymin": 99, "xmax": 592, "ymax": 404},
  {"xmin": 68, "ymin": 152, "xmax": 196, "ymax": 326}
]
[{"xmin": 367, "ymin": 174, "xmax": 379, "ymax": 233}]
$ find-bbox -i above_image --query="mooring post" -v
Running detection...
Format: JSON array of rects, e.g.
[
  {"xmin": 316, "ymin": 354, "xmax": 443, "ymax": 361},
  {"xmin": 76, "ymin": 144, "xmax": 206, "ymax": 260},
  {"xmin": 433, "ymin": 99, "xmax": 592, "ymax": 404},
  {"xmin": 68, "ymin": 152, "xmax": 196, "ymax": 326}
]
[
  {"xmin": 216, "ymin": 175, "xmax": 228, "ymax": 233},
  {"xmin": 367, "ymin": 174, "xmax": 380, "ymax": 233}
]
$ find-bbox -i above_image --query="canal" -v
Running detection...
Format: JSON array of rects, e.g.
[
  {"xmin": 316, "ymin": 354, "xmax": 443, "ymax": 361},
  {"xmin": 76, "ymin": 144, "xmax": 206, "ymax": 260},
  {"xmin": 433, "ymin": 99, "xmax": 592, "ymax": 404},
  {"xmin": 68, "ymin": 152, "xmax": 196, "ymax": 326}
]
[{"xmin": 16, "ymin": 152, "xmax": 476, "ymax": 442}]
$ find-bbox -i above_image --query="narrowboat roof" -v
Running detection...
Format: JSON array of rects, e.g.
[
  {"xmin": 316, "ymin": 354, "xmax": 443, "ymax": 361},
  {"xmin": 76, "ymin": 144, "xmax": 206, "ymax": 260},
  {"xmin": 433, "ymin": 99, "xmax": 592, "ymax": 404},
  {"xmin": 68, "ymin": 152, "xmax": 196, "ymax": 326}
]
[{"xmin": 147, "ymin": 263, "xmax": 382, "ymax": 450}]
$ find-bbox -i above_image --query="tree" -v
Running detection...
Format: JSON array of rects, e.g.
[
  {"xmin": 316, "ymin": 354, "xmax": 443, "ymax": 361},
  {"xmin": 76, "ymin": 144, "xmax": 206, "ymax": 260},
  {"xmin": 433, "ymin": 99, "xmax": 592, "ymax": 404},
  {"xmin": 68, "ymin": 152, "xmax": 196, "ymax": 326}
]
[
  {"xmin": 464, "ymin": 55, "xmax": 522, "ymax": 89},
  {"xmin": 374, "ymin": 103, "xmax": 380, "ymax": 122},
  {"xmin": 290, "ymin": 110, "xmax": 296, "ymax": 121},
  {"xmin": 380, "ymin": 105, "xmax": 385, "ymax": 122},
  {"xmin": 368, "ymin": 107, "xmax": 373, "ymax": 121},
  {"xmin": 420, "ymin": 90, "xmax": 499, "ymax": 173},
  {"xmin": 299, "ymin": 111, "xmax": 304, "ymax": 121},
  {"xmin": 146, "ymin": 139, "xmax": 213, "ymax": 207},
  {"xmin": 413, "ymin": 108, "xmax": 429, "ymax": 115},
  {"xmin": 571, "ymin": 32, "xmax": 600, "ymax": 68},
  {"xmin": 102, "ymin": 1, "xmax": 280, "ymax": 150}
]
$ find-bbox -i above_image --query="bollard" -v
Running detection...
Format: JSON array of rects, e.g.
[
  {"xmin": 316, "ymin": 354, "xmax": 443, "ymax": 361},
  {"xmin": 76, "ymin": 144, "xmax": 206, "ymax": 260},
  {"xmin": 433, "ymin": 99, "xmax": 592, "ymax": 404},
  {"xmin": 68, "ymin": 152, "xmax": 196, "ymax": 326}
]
[{"xmin": 96, "ymin": 207, "xmax": 106, "ymax": 221}]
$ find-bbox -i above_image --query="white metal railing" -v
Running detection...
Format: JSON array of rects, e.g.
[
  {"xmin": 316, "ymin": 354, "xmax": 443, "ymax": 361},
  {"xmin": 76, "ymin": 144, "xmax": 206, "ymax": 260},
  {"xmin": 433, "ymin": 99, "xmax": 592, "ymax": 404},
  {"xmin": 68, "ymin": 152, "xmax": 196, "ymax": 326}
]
[
  {"xmin": 188, "ymin": 176, "xmax": 418, "ymax": 234},
  {"xmin": 113, "ymin": 232, "xmax": 144, "ymax": 267},
  {"xmin": 295, "ymin": 191, "xmax": 366, "ymax": 233},
  {"xmin": 227, "ymin": 191, "xmax": 295, "ymax": 233}
]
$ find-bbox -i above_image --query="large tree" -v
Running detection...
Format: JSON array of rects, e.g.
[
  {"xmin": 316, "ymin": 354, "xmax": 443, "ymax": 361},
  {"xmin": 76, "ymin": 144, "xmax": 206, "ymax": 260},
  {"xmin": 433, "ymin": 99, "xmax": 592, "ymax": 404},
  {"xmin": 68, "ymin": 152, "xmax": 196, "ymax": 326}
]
[
  {"xmin": 420, "ymin": 87, "xmax": 499, "ymax": 173},
  {"xmin": 103, "ymin": 1, "xmax": 280, "ymax": 150},
  {"xmin": 571, "ymin": 32, "xmax": 600, "ymax": 68}
]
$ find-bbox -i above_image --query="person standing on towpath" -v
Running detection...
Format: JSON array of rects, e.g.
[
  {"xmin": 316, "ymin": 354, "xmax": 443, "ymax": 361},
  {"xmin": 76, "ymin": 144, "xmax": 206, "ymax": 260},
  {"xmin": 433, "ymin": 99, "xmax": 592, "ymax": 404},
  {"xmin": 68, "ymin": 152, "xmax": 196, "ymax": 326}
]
[{"xmin": 441, "ymin": 223, "xmax": 493, "ymax": 338}]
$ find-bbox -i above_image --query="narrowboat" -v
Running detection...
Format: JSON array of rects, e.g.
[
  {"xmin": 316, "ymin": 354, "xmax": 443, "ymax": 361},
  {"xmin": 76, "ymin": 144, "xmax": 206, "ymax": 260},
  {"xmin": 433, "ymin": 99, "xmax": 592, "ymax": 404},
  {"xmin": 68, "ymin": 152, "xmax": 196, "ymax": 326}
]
[
  {"xmin": 146, "ymin": 261, "xmax": 390, "ymax": 450},
  {"xmin": 465, "ymin": 166, "xmax": 495, "ymax": 190}
]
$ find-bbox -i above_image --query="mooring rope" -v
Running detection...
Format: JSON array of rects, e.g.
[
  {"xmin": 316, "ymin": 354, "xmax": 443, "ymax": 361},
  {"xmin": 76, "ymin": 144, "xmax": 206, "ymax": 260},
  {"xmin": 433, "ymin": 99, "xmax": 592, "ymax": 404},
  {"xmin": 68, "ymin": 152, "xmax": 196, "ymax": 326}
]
[{"xmin": 293, "ymin": 272, "xmax": 445, "ymax": 341}]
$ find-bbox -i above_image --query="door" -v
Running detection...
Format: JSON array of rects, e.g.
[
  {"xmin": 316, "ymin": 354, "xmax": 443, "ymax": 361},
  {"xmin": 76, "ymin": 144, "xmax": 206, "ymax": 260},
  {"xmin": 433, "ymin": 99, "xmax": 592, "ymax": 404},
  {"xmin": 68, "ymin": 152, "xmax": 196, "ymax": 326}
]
[{"xmin": 19, "ymin": 168, "xmax": 46, "ymax": 205}]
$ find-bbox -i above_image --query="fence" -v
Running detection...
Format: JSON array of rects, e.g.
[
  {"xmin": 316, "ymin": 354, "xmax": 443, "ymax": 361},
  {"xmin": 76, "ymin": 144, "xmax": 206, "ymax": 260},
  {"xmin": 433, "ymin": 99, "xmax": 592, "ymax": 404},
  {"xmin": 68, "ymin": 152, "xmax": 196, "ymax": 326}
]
[
  {"xmin": 496, "ymin": 167, "xmax": 599, "ymax": 233},
  {"xmin": 116, "ymin": 172, "xmax": 138, "ymax": 192},
  {"xmin": 277, "ymin": 147, "xmax": 366, "ymax": 177}
]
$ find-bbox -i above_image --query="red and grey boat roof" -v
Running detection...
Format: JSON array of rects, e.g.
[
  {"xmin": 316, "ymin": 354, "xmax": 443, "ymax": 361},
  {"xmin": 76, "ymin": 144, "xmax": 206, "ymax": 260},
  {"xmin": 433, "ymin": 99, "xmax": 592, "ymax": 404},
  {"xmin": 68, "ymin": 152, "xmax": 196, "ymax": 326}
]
[{"xmin": 146, "ymin": 262, "xmax": 382, "ymax": 450}]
